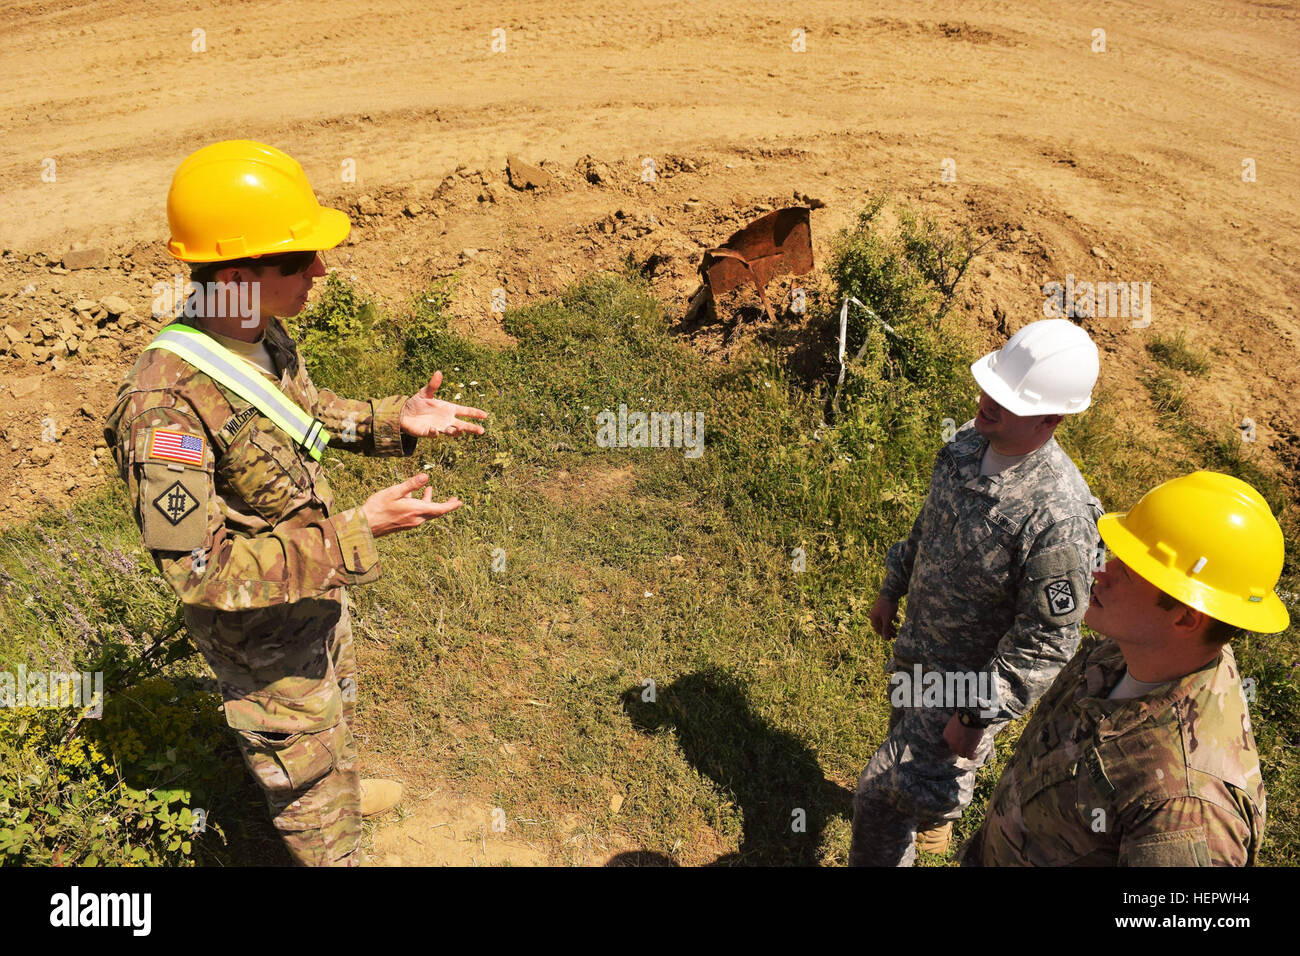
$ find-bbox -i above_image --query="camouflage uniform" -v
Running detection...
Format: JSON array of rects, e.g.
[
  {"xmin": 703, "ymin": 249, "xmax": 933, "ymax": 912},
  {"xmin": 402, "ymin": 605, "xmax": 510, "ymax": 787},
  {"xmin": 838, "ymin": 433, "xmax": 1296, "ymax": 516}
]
[
  {"xmin": 850, "ymin": 421, "xmax": 1102, "ymax": 866},
  {"xmin": 962, "ymin": 637, "xmax": 1265, "ymax": 866},
  {"xmin": 104, "ymin": 314, "xmax": 415, "ymax": 866}
]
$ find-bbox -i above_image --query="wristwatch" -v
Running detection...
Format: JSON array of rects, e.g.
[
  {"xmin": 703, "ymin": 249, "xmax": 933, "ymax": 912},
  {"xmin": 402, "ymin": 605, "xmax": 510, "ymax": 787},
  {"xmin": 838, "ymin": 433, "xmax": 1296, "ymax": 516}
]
[{"xmin": 957, "ymin": 709, "xmax": 991, "ymax": 729}]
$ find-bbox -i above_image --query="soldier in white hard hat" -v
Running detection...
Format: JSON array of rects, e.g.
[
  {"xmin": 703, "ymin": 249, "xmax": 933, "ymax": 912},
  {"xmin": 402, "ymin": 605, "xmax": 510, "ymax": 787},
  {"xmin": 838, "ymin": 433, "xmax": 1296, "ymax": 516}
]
[{"xmin": 849, "ymin": 319, "xmax": 1104, "ymax": 866}]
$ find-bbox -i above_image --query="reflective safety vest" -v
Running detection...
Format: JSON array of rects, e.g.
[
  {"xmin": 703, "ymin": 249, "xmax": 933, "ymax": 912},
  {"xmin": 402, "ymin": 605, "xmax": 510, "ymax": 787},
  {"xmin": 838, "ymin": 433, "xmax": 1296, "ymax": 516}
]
[{"xmin": 143, "ymin": 323, "xmax": 330, "ymax": 460}]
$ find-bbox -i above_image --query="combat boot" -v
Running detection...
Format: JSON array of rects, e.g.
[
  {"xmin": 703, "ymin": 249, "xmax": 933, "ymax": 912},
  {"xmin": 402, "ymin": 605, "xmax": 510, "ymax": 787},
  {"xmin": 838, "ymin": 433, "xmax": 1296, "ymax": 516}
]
[
  {"xmin": 915, "ymin": 821, "xmax": 953, "ymax": 854},
  {"xmin": 360, "ymin": 779, "xmax": 404, "ymax": 817}
]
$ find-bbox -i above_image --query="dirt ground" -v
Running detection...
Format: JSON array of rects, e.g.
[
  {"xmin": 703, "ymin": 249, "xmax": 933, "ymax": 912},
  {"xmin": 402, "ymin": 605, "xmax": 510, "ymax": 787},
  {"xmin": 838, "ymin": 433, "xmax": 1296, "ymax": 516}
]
[{"xmin": 2, "ymin": 0, "xmax": 1297, "ymax": 862}]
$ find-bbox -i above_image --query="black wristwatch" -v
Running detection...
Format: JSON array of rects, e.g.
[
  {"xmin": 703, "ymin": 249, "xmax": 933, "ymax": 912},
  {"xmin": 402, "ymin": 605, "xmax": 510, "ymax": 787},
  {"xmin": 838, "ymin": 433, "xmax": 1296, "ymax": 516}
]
[{"xmin": 957, "ymin": 709, "xmax": 992, "ymax": 729}]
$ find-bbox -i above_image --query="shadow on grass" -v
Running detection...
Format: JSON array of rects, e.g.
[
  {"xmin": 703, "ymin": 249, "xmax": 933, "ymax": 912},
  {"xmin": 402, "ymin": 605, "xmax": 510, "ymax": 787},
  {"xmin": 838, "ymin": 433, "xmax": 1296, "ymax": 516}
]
[
  {"xmin": 193, "ymin": 768, "xmax": 294, "ymax": 868},
  {"xmin": 623, "ymin": 668, "xmax": 852, "ymax": 866},
  {"xmin": 88, "ymin": 674, "xmax": 293, "ymax": 867}
]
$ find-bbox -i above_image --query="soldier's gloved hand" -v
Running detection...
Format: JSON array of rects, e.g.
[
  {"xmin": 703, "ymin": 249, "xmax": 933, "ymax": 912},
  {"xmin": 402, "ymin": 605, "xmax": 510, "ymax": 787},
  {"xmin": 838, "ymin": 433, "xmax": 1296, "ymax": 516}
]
[
  {"xmin": 362, "ymin": 472, "xmax": 462, "ymax": 538},
  {"xmin": 869, "ymin": 595, "xmax": 899, "ymax": 641}
]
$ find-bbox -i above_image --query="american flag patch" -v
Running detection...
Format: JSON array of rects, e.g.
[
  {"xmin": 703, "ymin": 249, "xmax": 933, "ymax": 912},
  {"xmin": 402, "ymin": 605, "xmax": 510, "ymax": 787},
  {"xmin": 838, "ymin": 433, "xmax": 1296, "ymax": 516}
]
[{"xmin": 149, "ymin": 428, "xmax": 206, "ymax": 466}]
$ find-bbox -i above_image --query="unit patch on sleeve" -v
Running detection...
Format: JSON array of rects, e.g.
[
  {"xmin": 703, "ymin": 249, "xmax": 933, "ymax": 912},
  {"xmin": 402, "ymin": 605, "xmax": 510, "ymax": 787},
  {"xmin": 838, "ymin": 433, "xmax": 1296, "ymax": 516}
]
[
  {"xmin": 153, "ymin": 480, "xmax": 200, "ymax": 526},
  {"xmin": 1045, "ymin": 579, "xmax": 1077, "ymax": 616},
  {"xmin": 139, "ymin": 460, "xmax": 208, "ymax": 551},
  {"xmin": 148, "ymin": 427, "xmax": 206, "ymax": 466}
]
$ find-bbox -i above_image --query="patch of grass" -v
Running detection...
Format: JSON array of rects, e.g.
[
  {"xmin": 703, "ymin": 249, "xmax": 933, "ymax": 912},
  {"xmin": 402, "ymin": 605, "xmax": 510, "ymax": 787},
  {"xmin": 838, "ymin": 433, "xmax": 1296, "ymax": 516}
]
[
  {"xmin": 1054, "ymin": 391, "xmax": 1161, "ymax": 513},
  {"xmin": 1140, "ymin": 367, "xmax": 1189, "ymax": 419},
  {"xmin": 1146, "ymin": 330, "xmax": 1211, "ymax": 376}
]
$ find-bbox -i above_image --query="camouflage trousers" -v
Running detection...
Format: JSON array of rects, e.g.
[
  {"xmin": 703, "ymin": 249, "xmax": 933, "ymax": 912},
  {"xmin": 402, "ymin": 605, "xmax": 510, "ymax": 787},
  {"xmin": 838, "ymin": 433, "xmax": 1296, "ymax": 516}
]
[
  {"xmin": 849, "ymin": 702, "xmax": 1006, "ymax": 867},
  {"xmin": 184, "ymin": 589, "xmax": 362, "ymax": 867}
]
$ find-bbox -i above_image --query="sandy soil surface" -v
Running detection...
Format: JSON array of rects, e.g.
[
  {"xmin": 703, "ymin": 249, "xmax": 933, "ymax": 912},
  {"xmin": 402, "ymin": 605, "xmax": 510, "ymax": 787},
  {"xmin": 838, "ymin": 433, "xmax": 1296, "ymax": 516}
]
[{"xmin": 2, "ymin": 0, "xmax": 1297, "ymax": 862}]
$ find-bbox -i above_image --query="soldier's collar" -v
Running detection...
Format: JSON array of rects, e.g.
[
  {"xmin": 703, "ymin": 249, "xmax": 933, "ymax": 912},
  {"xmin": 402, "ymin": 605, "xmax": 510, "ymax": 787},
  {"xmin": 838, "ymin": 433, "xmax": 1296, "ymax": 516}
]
[
  {"xmin": 949, "ymin": 428, "xmax": 988, "ymax": 482},
  {"xmin": 1079, "ymin": 639, "xmax": 1225, "ymax": 739},
  {"xmin": 959, "ymin": 435, "xmax": 1058, "ymax": 494}
]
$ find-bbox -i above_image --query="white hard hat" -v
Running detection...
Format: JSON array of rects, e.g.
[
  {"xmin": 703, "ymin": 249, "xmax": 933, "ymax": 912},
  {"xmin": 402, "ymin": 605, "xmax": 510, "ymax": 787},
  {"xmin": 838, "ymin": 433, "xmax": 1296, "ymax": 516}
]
[{"xmin": 970, "ymin": 319, "xmax": 1099, "ymax": 416}]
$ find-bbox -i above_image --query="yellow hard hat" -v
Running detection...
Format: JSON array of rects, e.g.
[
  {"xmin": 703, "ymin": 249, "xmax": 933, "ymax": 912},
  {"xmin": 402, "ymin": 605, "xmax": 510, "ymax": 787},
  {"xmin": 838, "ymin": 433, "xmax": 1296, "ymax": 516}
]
[
  {"xmin": 1098, "ymin": 471, "xmax": 1289, "ymax": 633},
  {"xmin": 165, "ymin": 140, "xmax": 350, "ymax": 262}
]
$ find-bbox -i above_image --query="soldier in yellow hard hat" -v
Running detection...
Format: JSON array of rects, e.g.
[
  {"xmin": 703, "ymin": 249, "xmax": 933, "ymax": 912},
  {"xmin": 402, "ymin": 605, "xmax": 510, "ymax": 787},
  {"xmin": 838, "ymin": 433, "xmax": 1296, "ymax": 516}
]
[
  {"xmin": 105, "ymin": 140, "xmax": 489, "ymax": 865},
  {"xmin": 963, "ymin": 471, "xmax": 1288, "ymax": 866}
]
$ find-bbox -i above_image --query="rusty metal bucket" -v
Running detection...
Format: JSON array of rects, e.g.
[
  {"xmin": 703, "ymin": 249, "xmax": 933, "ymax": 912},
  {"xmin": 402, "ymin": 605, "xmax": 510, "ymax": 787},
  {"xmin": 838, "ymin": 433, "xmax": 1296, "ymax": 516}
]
[{"xmin": 695, "ymin": 206, "xmax": 814, "ymax": 323}]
